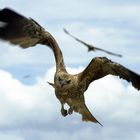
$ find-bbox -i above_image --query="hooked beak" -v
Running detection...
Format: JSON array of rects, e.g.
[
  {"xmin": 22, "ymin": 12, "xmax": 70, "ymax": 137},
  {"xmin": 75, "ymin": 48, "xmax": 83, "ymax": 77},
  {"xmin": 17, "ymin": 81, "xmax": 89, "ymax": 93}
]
[
  {"xmin": 47, "ymin": 82, "xmax": 55, "ymax": 88},
  {"xmin": 59, "ymin": 79, "xmax": 67, "ymax": 88}
]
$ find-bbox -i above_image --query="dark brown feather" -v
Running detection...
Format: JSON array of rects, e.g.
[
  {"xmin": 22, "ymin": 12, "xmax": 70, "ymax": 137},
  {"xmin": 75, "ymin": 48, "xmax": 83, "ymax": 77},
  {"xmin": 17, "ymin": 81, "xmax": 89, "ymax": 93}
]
[
  {"xmin": 79, "ymin": 57, "xmax": 140, "ymax": 90},
  {"xmin": 0, "ymin": 8, "xmax": 66, "ymax": 71},
  {"xmin": 77, "ymin": 103, "xmax": 103, "ymax": 126},
  {"xmin": 0, "ymin": 8, "xmax": 46, "ymax": 48}
]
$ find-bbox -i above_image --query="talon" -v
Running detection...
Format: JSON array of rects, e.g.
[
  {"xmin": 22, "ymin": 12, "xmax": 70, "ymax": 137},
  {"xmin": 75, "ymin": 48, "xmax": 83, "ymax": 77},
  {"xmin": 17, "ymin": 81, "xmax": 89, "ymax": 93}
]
[
  {"xmin": 61, "ymin": 109, "xmax": 68, "ymax": 117},
  {"xmin": 68, "ymin": 107, "xmax": 73, "ymax": 115}
]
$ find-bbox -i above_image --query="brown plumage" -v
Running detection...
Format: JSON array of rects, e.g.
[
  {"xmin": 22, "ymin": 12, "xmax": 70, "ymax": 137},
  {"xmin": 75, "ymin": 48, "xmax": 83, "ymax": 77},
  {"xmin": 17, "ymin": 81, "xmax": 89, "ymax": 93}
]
[
  {"xmin": 0, "ymin": 8, "xmax": 140, "ymax": 126},
  {"xmin": 64, "ymin": 28, "xmax": 122, "ymax": 57}
]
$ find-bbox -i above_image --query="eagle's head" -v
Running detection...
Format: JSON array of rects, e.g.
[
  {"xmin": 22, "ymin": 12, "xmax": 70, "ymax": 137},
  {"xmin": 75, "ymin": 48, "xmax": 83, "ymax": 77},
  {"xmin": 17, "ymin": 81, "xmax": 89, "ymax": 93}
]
[{"xmin": 55, "ymin": 73, "xmax": 71, "ymax": 88}]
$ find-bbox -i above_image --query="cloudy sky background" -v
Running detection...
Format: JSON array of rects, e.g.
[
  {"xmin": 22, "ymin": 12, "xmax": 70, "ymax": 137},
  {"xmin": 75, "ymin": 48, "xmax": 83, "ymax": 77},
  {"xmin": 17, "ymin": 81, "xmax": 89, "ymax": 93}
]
[{"xmin": 0, "ymin": 0, "xmax": 140, "ymax": 140}]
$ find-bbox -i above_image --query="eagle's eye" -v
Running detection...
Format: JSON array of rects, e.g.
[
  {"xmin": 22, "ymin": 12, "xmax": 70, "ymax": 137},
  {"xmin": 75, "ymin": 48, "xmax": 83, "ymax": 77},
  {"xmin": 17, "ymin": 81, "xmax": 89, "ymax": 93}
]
[
  {"xmin": 58, "ymin": 77, "xmax": 62, "ymax": 81},
  {"xmin": 67, "ymin": 80, "xmax": 71, "ymax": 84}
]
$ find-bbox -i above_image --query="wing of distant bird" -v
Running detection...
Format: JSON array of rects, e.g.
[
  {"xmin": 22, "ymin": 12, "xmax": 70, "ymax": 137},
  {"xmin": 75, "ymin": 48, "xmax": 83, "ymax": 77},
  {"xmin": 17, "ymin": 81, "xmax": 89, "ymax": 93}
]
[
  {"xmin": 64, "ymin": 28, "xmax": 122, "ymax": 57},
  {"xmin": 79, "ymin": 57, "xmax": 140, "ymax": 90},
  {"xmin": 0, "ymin": 8, "xmax": 66, "ymax": 71}
]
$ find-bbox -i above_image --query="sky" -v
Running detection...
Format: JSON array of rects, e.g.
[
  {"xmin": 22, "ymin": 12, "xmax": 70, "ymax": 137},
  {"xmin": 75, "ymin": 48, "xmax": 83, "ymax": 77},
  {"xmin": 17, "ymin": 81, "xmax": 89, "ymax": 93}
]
[{"xmin": 0, "ymin": 0, "xmax": 140, "ymax": 140}]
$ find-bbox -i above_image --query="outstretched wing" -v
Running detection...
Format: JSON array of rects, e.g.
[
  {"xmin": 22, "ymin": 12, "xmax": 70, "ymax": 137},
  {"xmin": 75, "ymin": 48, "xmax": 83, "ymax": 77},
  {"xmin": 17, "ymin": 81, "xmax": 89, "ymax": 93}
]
[
  {"xmin": 0, "ymin": 8, "xmax": 46, "ymax": 48},
  {"xmin": 79, "ymin": 57, "xmax": 140, "ymax": 90},
  {"xmin": 64, "ymin": 28, "xmax": 122, "ymax": 57},
  {"xmin": 0, "ymin": 8, "xmax": 66, "ymax": 71}
]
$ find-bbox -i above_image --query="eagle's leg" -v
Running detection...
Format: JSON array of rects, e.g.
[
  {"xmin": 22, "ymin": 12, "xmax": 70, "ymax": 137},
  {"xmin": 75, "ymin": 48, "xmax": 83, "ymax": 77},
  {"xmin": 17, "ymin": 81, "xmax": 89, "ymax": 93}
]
[
  {"xmin": 60, "ymin": 103, "xmax": 68, "ymax": 117},
  {"xmin": 68, "ymin": 106, "xmax": 73, "ymax": 115}
]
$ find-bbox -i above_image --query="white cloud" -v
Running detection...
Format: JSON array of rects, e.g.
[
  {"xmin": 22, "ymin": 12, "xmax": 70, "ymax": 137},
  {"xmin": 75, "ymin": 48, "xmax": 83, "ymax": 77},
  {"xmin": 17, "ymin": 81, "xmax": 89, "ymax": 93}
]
[
  {"xmin": 0, "ymin": 132, "xmax": 24, "ymax": 140},
  {"xmin": 0, "ymin": 1, "xmax": 140, "ymax": 70},
  {"xmin": 0, "ymin": 67, "xmax": 139, "ymax": 140},
  {"xmin": 0, "ymin": 69, "xmax": 59, "ymax": 128},
  {"xmin": 0, "ymin": 1, "xmax": 140, "ymax": 139}
]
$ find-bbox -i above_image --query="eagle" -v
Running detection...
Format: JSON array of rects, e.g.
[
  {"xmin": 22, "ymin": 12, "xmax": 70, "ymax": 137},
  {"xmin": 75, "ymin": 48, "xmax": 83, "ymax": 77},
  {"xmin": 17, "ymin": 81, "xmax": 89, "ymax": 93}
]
[
  {"xmin": 64, "ymin": 28, "xmax": 122, "ymax": 57},
  {"xmin": 0, "ymin": 8, "xmax": 140, "ymax": 126}
]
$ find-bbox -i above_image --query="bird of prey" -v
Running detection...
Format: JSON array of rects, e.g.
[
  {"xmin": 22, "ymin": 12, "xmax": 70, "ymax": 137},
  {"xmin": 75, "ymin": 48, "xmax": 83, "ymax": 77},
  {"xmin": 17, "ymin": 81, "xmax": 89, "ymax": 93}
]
[
  {"xmin": 64, "ymin": 28, "xmax": 122, "ymax": 57},
  {"xmin": 0, "ymin": 8, "xmax": 140, "ymax": 126}
]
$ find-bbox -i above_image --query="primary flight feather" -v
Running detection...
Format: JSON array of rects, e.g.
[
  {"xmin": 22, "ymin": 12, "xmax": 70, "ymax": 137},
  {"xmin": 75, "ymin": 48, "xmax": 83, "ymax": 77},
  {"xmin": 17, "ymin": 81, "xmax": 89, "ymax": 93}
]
[{"xmin": 0, "ymin": 8, "xmax": 140, "ymax": 126}]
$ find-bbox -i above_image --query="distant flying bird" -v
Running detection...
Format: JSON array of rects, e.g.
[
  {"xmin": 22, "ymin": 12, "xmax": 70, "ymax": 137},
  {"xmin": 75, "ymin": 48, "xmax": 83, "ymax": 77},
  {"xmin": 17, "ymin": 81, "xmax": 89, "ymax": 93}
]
[
  {"xmin": 64, "ymin": 28, "xmax": 122, "ymax": 57},
  {"xmin": 0, "ymin": 8, "xmax": 140, "ymax": 126},
  {"xmin": 23, "ymin": 74, "xmax": 31, "ymax": 78}
]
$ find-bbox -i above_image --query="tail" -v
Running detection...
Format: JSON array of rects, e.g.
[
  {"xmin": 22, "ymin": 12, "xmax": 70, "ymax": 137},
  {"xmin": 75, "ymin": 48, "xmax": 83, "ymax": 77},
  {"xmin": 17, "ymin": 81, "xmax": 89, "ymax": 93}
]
[{"xmin": 76, "ymin": 103, "xmax": 103, "ymax": 126}]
